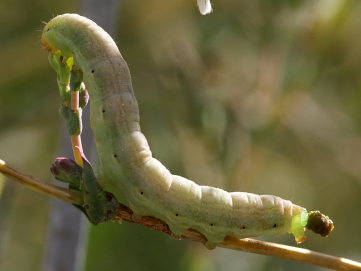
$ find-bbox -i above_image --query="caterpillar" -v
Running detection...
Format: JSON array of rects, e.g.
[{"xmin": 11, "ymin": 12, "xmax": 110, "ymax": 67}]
[{"xmin": 41, "ymin": 14, "xmax": 333, "ymax": 249}]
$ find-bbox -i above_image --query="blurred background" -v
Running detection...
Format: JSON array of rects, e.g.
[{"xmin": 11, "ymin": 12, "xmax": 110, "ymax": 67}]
[{"xmin": 1, "ymin": 0, "xmax": 361, "ymax": 270}]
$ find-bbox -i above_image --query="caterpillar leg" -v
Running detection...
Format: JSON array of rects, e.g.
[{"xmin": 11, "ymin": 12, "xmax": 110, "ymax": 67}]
[
  {"xmin": 204, "ymin": 241, "xmax": 217, "ymax": 250},
  {"xmin": 131, "ymin": 213, "xmax": 142, "ymax": 222},
  {"xmin": 50, "ymin": 151, "xmax": 119, "ymax": 224}
]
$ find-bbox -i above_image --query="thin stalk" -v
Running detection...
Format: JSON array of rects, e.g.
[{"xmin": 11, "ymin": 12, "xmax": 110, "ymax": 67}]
[
  {"xmin": 0, "ymin": 159, "xmax": 82, "ymax": 205},
  {"xmin": 1, "ymin": 158, "xmax": 360, "ymax": 271},
  {"xmin": 70, "ymin": 90, "xmax": 84, "ymax": 167},
  {"xmin": 219, "ymin": 237, "xmax": 361, "ymax": 271}
]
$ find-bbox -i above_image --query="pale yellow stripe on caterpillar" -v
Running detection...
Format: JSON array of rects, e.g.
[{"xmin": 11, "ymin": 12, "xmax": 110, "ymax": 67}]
[{"xmin": 41, "ymin": 14, "xmax": 331, "ymax": 249}]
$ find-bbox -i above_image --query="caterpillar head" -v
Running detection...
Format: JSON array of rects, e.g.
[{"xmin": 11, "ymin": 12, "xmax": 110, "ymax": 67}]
[
  {"xmin": 41, "ymin": 14, "xmax": 80, "ymax": 57},
  {"xmin": 306, "ymin": 211, "xmax": 334, "ymax": 237}
]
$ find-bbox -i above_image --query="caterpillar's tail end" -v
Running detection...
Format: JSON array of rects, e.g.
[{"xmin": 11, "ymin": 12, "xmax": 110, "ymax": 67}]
[
  {"xmin": 306, "ymin": 210, "xmax": 334, "ymax": 237},
  {"xmin": 289, "ymin": 208, "xmax": 308, "ymax": 244},
  {"xmin": 0, "ymin": 159, "xmax": 5, "ymax": 166}
]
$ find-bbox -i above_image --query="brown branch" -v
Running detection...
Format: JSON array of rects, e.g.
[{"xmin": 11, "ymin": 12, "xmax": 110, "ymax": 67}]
[
  {"xmin": 1, "ymin": 158, "xmax": 360, "ymax": 271},
  {"xmin": 114, "ymin": 205, "xmax": 361, "ymax": 271},
  {"xmin": 0, "ymin": 159, "xmax": 82, "ymax": 205}
]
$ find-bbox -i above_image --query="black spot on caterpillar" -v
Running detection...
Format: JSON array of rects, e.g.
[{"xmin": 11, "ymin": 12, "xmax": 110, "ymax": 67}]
[{"xmin": 41, "ymin": 14, "xmax": 333, "ymax": 248}]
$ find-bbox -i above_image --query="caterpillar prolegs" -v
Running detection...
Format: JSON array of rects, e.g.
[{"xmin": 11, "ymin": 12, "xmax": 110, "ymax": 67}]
[{"xmin": 41, "ymin": 14, "xmax": 334, "ymax": 248}]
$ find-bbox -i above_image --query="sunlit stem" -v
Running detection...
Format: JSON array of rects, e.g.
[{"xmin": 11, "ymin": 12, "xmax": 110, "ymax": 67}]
[
  {"xmin": 0, "ymin": 159, "xmax": 82, "ymax": 205},
  {"xmin": 1, "ymin": 158, "xmax": 360, "ymax": 270},
  {"xmin": 70, "ymin": 90, "xmax": 84, "ymax": 167}
]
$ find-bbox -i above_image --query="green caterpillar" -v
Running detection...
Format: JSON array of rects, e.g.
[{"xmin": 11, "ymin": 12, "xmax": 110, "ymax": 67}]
[{"xmin": 41, "ymin": 14, "xmax": 333, "ymax": 249}]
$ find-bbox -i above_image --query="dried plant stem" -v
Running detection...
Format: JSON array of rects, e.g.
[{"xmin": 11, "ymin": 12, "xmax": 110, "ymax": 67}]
[
  {"xmin": 115, "ymin": 205, "xmax": 361, "ymax": 271},
  {"xmin": 0, "ymin": 158, "xmax": 360, "ymax": 271},
  {"xmin": 0, "ymin": 159, "xmax": 82, "ymax": 205},
  {"xmin": 219, "ymin": 237, "xmax": 361, "ymax": 271}
]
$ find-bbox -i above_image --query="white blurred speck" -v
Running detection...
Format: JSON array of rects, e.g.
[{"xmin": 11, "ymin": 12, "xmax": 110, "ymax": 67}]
[{"xmin": 197, "ymin": 0, "xmax": 212, "ymax": 15}]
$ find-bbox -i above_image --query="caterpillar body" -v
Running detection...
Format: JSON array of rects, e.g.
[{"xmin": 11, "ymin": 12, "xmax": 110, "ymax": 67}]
[{"xmin": 41, "ymin": 14, "xmax": 332, "ymax": 248}]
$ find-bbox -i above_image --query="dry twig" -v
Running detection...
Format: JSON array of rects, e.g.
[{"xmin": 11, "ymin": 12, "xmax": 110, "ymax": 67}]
[
  {"xmin": 0, "ymin": 159, "xmax": 81, "ymax": 205},
  {"xmin": 1, "ymin": 158, "xmax": 360, "ymax": 271}
]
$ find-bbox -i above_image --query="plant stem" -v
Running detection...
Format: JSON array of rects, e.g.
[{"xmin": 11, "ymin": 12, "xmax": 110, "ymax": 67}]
[
  {"xmin": 114, "ymin": 204, "xmax": 361, "ymax": 271},
  {"xmin": 0, "ymin": 159, "xmax": 82, "ymax": 205},
  {"xmin": 70, "ymin": 90, "xmax": 84, "ymax": 167},
  {"xmin": 1, "ymin": 158, "xmax": 360, "ymax": 271},
  {"xmin": 219, "ymin": 237, "xmax": 361, "ymax": 271}
]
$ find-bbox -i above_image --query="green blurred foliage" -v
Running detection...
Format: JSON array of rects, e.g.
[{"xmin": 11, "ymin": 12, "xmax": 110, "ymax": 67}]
[{"xmin": 1, "ymin": 0, "xmax": 361, "ymax": 270}]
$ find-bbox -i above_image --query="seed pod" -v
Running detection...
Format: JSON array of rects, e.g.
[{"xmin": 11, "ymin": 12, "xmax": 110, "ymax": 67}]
[{"xmin": 50, "ymin": 157, "xmax": 82, "ymax": 189}]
